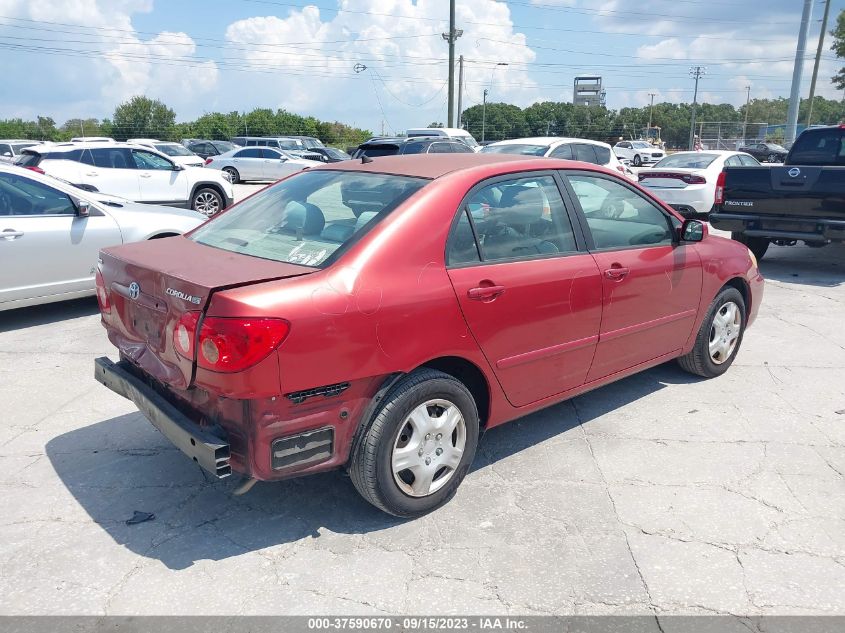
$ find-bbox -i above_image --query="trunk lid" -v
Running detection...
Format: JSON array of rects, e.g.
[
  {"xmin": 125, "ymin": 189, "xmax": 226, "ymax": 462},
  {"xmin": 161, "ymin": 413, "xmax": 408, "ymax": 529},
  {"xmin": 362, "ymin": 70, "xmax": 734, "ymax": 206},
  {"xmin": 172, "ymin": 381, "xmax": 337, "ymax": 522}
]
[
  {"xmin": 99, "ymin": 237, "xmax": 315, "ymax": 388},
  {"xmin": 639, "ymin": 169, "xmax": 706, "ymax": 189}
]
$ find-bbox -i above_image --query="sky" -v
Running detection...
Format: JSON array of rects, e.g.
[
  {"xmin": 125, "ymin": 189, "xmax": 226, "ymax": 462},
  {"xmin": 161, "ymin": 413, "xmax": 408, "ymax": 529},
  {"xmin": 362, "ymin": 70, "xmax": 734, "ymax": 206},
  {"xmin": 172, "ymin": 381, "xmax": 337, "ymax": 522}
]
[{"xmin": 0, "ymin": 0, "xmax": 843, "ymax": 134}]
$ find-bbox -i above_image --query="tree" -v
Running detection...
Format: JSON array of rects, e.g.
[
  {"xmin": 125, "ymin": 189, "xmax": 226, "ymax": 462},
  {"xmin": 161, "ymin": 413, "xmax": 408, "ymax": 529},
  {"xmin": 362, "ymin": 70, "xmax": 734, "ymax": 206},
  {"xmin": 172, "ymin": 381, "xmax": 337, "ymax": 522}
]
[
  {"xmin": 111, "ymin": 96, "xmax": 176, "ymax": 140},
  {"xmin": 832, "ymin": 9, "xmax": 845, "ymax": 90},
  {"xmin": 427, "ymin": 121, "xmax": 445, "ymax": 128}
]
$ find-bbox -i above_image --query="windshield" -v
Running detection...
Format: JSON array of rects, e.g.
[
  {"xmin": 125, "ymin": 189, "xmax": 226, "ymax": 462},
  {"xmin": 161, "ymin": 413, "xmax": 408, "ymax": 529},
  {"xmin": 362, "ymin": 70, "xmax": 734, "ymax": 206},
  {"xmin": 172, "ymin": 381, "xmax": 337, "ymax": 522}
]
[
  {"xmin": 325, "ymin": 148, "xmax": 350, "ymax": 160},
  {"xmin": 190, "ymin": 170, "xmax": 427, "ymax": 267},
  {"xmin": 767, "ymin": 144, "xmax": 787, "ymax": 152},
  {"xmin": 11, "ymin": 143, "xmax": 36, "ymax": 153},
  {"xmin": 480, "ymin": 144, "xmax": 548, "ymax": 156},
  {"xmin": 652, "ymin": 153, "xmax": 719, "ymax": 169},
  {"xmin": 155, "ymin": 143, "xmax": 194, "ymax": 157},
  {"xmin": 632, "ymin": 142, "xmax": 652, "ymax": 148}
]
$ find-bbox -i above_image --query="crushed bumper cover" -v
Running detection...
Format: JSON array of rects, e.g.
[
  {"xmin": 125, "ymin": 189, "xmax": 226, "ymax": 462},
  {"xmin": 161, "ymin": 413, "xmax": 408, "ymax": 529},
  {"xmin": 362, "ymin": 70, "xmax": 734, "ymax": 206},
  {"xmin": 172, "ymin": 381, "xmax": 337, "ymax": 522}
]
[{"xmin": 94, "ymin": 357, "xmax": 232, "ymax": 478}]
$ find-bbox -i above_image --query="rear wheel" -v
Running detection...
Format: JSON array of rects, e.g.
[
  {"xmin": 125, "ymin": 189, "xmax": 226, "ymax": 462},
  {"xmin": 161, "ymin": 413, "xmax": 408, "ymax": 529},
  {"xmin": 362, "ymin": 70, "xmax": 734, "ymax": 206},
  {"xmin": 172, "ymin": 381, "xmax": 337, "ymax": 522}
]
[
  {"xmin": 767, "ymin": 153, "xmax": 778, "ymax": 163},
  {"xmin": 349, "ymin": 369, "xmax": 479, "ymax": 518},
  {"xmin": 731, "ymin": 232, "xmax": 770, "ymax": 261},
  {"xmin": 192, "ymin": 187, "xmax": 222, "ymax": 217},
  {"xmin": 223, "ymin": 167, "xmax": 240, "ymax": 184},
  {"xmin": 633, "ymin": 154, "xmax": 642, "ymax": 167},
  {"xmin": 678, "ymin": 287, "xmax": 746, "ymax": 378}
]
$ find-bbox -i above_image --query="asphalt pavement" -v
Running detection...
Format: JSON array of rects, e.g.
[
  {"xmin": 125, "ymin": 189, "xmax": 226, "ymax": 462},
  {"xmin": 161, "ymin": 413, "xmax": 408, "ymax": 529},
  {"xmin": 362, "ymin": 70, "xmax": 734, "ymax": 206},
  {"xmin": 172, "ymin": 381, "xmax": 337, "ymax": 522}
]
[{"xmin": 0, "ymin": 184, "xmax": 842, "ymax": 617}]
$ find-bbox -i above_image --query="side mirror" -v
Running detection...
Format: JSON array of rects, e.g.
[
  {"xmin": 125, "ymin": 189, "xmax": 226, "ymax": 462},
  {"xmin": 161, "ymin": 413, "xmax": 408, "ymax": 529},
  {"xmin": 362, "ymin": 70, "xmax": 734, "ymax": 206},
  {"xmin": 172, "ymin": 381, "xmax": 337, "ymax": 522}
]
[
  {"xmin": 172, "ymin": 164, "xmax": 184, "ymax": 171},
  {"xmin": 75, "ymin": 200, "xmax": 91, "ymax": 217},
  {"xmin": 680, "ymin": 219, "xmax": 706, "ymax": 242},
  {"xmin": 1, "ymin": 152, "xmax": 11, "ymax": 157}
]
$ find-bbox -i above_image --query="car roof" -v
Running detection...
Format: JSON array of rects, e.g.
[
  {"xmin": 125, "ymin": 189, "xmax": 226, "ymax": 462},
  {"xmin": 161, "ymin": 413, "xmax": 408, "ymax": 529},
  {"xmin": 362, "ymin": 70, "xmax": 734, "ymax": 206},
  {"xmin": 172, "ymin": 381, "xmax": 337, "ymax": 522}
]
[
  {"xmin": 0, "ymin": 139, "xmax": 39, "ymax": 143},
  {"xmin": 662, "ymin": 150, "xmax": 743, "ymax": 156},
  {"xmin": 360, "ymin": 137, "xmax": 440, "ymax": 146},
  {"xmin": 489, "ymin": 137, "xmax": 611, "ymax": 148},
  {"xmin": 312, "ymin": 153, "xmax": 603, "ymax": 180},
  {"xmin": 23, "ymin": 141, "xmax": 169, "ymax": 153}
]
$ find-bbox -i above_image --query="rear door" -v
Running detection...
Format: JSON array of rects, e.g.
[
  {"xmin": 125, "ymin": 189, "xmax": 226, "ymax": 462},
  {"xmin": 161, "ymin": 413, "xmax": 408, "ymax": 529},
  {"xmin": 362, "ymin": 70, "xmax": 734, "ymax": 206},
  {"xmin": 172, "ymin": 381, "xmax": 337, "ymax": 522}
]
[
  {"xmin": 261, "ymin": 148, "xmax": 294, "ymax": 180},
  {"xmin": 564, "ymin": 171, "xmax": 702, "ymax": 381},
  {"xmin": 446, "ymin": 172, "xmax": 603, "ymax": 407},
  {"xmin": 87, "ymin": 148, "xmax": 141, "ymax": 200},
  {"xmin": 131, "ymin": 149, "xmax": 186, "ymax": 204},
  {"xmin": 232, "ymin": 148, "xmax": 264, "ymax": 180},
  {"xmin": 0, "ymin": 172, "xmax": 121, "ymax": 304}
]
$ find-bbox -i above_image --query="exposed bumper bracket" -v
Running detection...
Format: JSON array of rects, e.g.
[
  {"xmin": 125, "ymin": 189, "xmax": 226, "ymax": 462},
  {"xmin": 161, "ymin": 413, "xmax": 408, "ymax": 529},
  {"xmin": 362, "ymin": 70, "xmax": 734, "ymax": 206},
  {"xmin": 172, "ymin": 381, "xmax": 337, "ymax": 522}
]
[{"xmin": 94, "ymin": 357, "xmax": 231, "ymax": 478}]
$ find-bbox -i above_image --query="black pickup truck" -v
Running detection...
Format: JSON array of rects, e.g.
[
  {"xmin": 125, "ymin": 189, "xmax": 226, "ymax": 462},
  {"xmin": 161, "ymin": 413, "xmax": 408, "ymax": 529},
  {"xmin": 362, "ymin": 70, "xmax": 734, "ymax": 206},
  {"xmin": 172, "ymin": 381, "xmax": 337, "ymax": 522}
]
[{"xmin": 710, "ymin": 125, "xmax": 845, "ymax": 259}]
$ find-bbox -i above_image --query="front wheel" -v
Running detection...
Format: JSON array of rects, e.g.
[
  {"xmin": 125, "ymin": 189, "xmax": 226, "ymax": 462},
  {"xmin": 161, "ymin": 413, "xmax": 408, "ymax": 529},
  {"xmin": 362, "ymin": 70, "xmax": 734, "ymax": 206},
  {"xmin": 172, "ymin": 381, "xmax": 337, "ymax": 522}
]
[
  {"xmin": 731, "ymin": 232, "xmax": 769, "ymax": 261},
  {"xmin": 678, "ymin": 287, "xmax": 746, "ymax": 378},
  {"xmin": 349, "ymin": 369, "xmax": 479, "ymax": 518},
  {"xmin": 633, "ymin": 154, "xmax": 642, "ymax": 167},
  {"xmin": 767, "ymin": 153, "xmax": 778, "ymax": 163},
  {"xmin": 192, "ymin": 187, "xmax": 223, "ymax": 217}
]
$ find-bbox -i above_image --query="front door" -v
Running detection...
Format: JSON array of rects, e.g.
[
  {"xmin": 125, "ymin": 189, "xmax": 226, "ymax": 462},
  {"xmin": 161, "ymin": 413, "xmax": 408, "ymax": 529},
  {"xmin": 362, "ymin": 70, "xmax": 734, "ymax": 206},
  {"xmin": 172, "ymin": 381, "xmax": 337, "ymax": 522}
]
[
  {"xmin": 0, "ymin": 172, "xmax": 122, "ymax": 304},
  {"xmin": 232, "ymin": 148, "xmax": 264, "ymax": 181},
  {"xmin": 446, "ymin": 173, "xmax": 603, "ymax": 407},
  {"xmin": 564, "ymin": 171, "xmax": 703, "ymax": 381},
  {"xmin": 131, "ymin": 149, "xmax": 187, "ymax": 204}
]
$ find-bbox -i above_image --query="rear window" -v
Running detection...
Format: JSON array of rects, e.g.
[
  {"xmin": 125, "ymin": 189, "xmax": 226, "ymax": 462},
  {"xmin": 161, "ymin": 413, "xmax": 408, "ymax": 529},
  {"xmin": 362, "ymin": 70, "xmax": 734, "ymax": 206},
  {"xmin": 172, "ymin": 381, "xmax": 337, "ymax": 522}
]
[
  {"xmin": 653, "ymin": 153, "xmax": 719, "ymax": 169},
  {"xmin": 16, "ymin": 151, "xmax": 41, "ymax": 167},
  {"xmin": 356, "ymin": 145, "xmax": 400, "ymax": 158},
  {"xmin": 213, "ymin": 141, "xmax": 238, "ymax": 152},
  {"xmin": 480, "ymin": 144, "xmax": 548, "ymax": 156},
  {"xmin": 155, "ymin": 143, "xmax": 194, "ymax": 157},
  {"xmin": 788, "ymin": 129, "xmax": 845, "ymax": 165},
  {"xmin": 190, "ymin": 170, "xmax": 427, "ymax": 267}
]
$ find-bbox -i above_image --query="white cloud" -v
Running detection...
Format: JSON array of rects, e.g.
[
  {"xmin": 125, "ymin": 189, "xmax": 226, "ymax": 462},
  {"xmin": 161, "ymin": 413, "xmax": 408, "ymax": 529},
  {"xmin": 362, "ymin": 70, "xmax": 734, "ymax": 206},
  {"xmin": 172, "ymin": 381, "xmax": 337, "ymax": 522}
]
[
  {"xmin": 0, "ymin": 0, "xmax": 218, "ymax": 120},
  {"xmin": 220, "ymin": 0, "xmax": 537, "ymax": 133}
]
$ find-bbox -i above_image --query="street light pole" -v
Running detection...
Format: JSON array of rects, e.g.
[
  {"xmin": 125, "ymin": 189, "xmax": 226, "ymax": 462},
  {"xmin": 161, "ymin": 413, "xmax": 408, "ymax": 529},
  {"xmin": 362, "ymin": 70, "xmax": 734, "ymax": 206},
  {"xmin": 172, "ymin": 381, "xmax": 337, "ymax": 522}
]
[
  {"xmin": 786, "ymin": 0, "xmax": 814, "ymax": 144},
  {"xmin": 443, "ymin": 0, "xmax": 462, "ymax": 128},
  {"xmin": 456, "ymin": 55, "xmax": 464, "ymax": 128},
  {"xmin": 806, "ymin": 0, "xmax": 832, "ymax": 127},
  {"xmin": 482, "ymin": 88, "xmax": 488, "ymax": 142},
  {"xmin": 688, "ymin": 66, "xmax": 706, "ymax": 150},
  {"xmin": 647, "ymin": 93, "xmax": 656, "ymax": 129},
  {"xmin": 742, "ymin": 85, "xmax": 751, "ymax": 142}
]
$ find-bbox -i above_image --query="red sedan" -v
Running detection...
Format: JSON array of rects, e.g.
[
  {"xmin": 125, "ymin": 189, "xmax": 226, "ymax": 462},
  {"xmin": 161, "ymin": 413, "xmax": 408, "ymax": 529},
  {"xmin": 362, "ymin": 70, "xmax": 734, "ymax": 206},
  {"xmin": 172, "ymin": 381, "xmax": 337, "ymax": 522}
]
[{"xmin": 94, "ymin": 154, "xmax": 764, "ymax": 517}]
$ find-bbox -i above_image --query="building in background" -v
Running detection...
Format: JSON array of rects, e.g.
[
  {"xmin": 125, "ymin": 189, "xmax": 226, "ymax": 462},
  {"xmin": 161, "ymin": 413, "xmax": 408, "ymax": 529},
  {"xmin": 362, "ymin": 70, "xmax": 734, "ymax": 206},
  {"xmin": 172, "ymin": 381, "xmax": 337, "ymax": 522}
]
[{"xmin": 573, "ymin": 76, "xmax": 606, "ymax": 108}]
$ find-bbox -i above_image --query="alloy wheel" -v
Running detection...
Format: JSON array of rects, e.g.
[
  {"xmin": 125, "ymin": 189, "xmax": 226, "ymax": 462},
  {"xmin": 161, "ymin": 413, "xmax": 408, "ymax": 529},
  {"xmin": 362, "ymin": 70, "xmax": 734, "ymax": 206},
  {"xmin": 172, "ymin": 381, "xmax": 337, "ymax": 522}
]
[
  {"xmin": 709, "ymin": 301, "xmax": 741, "ymax": 364},
  {"xmin": 194, "ymin": 191, "xmax": 220, "ymax": 216}
]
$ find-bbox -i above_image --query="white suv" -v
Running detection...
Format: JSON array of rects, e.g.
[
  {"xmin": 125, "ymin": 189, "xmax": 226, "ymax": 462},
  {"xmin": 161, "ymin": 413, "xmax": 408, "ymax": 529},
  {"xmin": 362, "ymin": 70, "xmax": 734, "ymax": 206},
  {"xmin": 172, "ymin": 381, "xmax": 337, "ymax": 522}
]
[
  {"xmin": 17, "ymin": 142, "xmax": 233, "ymax": 215},
  {"xmin": 127, "ymin": 139, "xmax": 205, "ymax": 168},
  {"xmin": 613, "ymin": 140, "xmax": 665, "ymax": 166}
]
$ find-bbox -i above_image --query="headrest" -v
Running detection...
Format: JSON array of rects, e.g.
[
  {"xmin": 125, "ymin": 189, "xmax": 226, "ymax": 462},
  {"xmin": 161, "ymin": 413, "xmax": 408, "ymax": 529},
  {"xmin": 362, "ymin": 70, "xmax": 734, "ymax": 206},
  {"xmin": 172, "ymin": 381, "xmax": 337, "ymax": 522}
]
[
  {"xmin": 494, "ymin": 186, "xmax": 544, "ymax": 224},
  {"xmin": 279, "ymin": 201, "xmax": 325, "ymax": 236}
]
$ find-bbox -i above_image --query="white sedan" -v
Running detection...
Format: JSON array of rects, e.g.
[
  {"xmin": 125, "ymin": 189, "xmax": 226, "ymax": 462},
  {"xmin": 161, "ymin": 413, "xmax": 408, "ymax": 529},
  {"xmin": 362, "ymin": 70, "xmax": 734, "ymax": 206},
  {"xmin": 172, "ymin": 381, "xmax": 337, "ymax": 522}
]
[
  {"xmin": 204, "ymin": 146, "xmax": 322, "ymax": 184},
  {"xmin": 637, "ymin": 150, "xmax": 760, "ymax": 217},
  {"xmin": 0, "ymin": 164, "xmax": 206, "ymax": 311}
]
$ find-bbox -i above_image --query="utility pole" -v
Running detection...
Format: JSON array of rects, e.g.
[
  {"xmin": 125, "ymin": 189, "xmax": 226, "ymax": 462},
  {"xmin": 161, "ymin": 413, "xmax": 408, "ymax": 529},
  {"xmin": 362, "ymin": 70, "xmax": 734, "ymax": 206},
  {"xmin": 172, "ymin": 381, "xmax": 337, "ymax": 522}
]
[
  {"xmin": 647, "ymin": 93, "xmax": 656, "ymax": 129},
  {"xmin": 806, "ymin": 0, "xmax": 832, "ymax": 127},
  {"xmin": 786, "ymin": 0, "xmax": 814, "ymax": 144},
  {"xmin": 742, "ymin": 85, "xmax": 751, "ymax": 142},
  {"xmin": 456, "ymin": 55, "xmax": 464, "ymax": 128},
  {"xmin": 688, "ymin": 66, "xmax": 706, "ymax": 150},
  {"xmin": 442, "ymin": 0, "xmax": 462, "ymax": 128},
  {"xmin": 482, "ymin": 88, "xmax": 488, "ymax": 142}
]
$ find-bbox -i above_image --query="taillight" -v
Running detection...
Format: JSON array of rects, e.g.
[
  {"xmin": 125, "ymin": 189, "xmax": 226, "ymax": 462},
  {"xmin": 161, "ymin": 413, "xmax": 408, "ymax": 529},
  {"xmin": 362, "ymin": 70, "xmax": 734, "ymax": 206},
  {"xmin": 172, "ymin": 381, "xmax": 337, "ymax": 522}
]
[
  {"xmin": 205, "ymin": 158, "xmax": 213, "ymax": 165},
  {"xmin": 25, "ymin": 166, "xmax": 45, "ymax": 174},
  {"xmin": 175, "ymin": 315, "xmax": 290, "ymax": 373},
  {"xmin": 173, "ymin": 311, "xmax": 200, "ymax": 358},
  {"xmin": 682, "ymin": 174, "xmax": 706, "ymax": 184},
  {"xmin": 94, "ymin": 269, "xmax": 110, "ymax": 315},
  {"xmin": 715, "ymin": 170, "xmax": 727, "ymax": 205}
]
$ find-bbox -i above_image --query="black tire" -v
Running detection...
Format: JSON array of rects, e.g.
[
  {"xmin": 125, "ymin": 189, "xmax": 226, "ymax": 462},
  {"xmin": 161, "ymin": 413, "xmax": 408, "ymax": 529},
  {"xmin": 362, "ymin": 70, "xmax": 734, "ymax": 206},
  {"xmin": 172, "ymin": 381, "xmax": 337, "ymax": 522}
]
[
  {"xmin": 633, "ymin": 154, "xmax": 642, "ymax": 167},
  {"xmin": 767, "ymin": 153, "xmax": 778, "ymax": 163},
  {"xmin": 678, "ymin": 287, "xmax": 746, "ymax": 378},
  {"xmin": 223, "ymin": 167, "xmax": 240, "ymax": 184},
  {"xmin": 349, "ymin": 369, "xmax": 479, "ymax": 518},
  {"xmin": 731, "ymin": 232, "xmax": 770, "ymax": 261},
  {"xmin": 191, "ymin": 187, "xmax": 223, "ymax": 216}
]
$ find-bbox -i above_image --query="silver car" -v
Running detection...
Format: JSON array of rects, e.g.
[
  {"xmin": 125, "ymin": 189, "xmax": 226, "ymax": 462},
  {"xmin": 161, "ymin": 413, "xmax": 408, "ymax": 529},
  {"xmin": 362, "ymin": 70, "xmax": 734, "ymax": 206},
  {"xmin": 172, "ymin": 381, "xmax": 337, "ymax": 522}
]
[
  {"xmin": 0, "ymin": 164, "xmax": 206, "ymax": 311},
  {"xmin": 205, "ymin": 146, "xmax": 321, "ymax": 184}
]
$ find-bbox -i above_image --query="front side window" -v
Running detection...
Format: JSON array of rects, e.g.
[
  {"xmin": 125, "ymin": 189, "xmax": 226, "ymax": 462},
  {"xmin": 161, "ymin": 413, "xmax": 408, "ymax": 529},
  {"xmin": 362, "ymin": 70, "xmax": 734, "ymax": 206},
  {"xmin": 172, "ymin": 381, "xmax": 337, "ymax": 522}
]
[
  {"xmin": 567, "ymin": 173, "xmax": 673, "ymax": 250},
  {"xmin": 190, "ymin": 171, "xmax": 427, "ymax": 267},
  {"xmin": 132, "ymin": 150, "xmax": 173, "ymax": 170},
  {"xmin": 0, "ymin": 172, "xmax": 76, "ymax": 216},
  {"xmin": 0, "ymin": 144, "xmax": 11, "ymax": 156},
  {"xmin": 448, "ymin": 175, "xmax": 577, "ymax": 265}
]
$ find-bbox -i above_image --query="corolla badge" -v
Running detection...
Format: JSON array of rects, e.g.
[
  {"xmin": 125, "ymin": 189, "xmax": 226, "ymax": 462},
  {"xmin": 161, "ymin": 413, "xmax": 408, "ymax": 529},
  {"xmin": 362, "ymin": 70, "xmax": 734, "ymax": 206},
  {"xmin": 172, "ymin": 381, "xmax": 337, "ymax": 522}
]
[
  {"xmin": 166, "ymin": 287, "xmax": 202, "ymax": 305},
  {"xmin": 788, "ymin": 167, "xmax": 801, "ymax": 178},
  {"xmin": 128, "ymin": 282, "xmax": 140, "ymax": 300}
]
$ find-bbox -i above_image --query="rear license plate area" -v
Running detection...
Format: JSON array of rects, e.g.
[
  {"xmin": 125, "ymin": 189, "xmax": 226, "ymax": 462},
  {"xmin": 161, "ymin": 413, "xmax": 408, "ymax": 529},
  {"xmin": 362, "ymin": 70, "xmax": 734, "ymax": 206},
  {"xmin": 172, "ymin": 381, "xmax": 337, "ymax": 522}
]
[
  {"xmin": 761, "ymin": 221, "xmax": 813, "ymax": 233},
  {"xmin": 128, "ymin": 302, "xmax": 165, "ymax": 348}
]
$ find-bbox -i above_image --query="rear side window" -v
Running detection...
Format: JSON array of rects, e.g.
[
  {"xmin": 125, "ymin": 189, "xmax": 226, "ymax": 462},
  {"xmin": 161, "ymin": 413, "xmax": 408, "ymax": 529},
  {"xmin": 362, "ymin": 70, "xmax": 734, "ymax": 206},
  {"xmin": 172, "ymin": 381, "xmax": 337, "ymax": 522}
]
[
  {"xmin": 573, "ymin": 144, "xmax": 599, "ymax": 164},
  {"xmin": 788, "ymin": 130, "xmax": 845, "ymax": 165},
  {"xmin": 549, "ymin": 144, "xmax": 573, "ymax": 159},
  {"xmin": 91, "ymin": 148, "xmax": 134, "ymax": 169},
  {"xmin": 358, "ymin": 145, "xmax": 400, "ymax": 157},
  {"xmin": 739, "ymin": 154, "xmax": 760, "ymax": 166},
  {"xmin": 593, "ymin": 145, "xmax": 611, "ymax": 165},
  {"xmin": 448, "ymin": 175, "xmax": 577, "ymax": 265},
  {"xmin": 190, "ymin": 170, "xmax": 427, "ymax": 267},
  {"xmin": 402, "ymin": 142, "xmax": 430, "ymax": 155},
  {"xmin": 235, "ymin": 148, "xmax": 262, "ymax": 158}
]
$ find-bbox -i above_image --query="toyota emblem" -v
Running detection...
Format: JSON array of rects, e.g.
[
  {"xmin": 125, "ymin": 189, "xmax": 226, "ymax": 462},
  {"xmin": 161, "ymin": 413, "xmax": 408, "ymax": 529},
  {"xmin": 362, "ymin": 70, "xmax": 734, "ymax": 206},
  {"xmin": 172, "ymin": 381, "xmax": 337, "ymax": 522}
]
[
  {"xmin": 128, "ymin": 282, "xmax": 140, "ymax": 300},
  {"xmin": 788, "ymin": 167, "xmax": 801, "ymax": 178}
]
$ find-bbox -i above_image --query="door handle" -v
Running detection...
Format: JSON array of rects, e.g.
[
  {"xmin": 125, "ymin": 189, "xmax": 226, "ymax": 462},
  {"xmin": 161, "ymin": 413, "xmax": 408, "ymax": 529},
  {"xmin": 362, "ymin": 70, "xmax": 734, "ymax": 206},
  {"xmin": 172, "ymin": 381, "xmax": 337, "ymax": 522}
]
[
  {"xmin": 467, "ymin": 284, "xmax": 506, "ymax": 301},
  {"xmin": 1, "ymin": 229, "xmax": 24, "ymax": 240},
  {"xmin": 85, "ymin": 172, "xmax": 98, "ymax": 176},
  {"xmin": 604, "ymin": 266, "xmax": 630, "ymax": 280},
  {"xmin": 139, "ymin": 173, "xmax": 151, "ymax": 178}
]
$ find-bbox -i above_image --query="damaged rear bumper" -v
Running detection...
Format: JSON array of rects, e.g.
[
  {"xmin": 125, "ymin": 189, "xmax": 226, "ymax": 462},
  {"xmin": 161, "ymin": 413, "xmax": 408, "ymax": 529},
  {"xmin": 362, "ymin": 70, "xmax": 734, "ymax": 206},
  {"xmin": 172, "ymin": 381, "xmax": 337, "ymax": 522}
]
[{"xmin": 94, "ymin": 357, "xmax": 232, "ymax": 478}]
